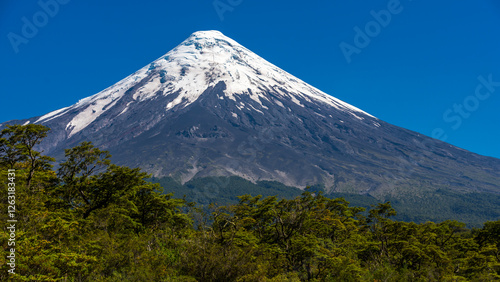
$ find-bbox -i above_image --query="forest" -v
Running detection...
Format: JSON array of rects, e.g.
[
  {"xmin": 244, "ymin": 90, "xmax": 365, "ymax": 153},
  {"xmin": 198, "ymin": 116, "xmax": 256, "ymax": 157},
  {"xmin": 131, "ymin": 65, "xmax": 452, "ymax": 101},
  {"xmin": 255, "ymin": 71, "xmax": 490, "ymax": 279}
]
[{"xmin": 1, "ymin": 124, "xmax": 500, "ymax": 281}]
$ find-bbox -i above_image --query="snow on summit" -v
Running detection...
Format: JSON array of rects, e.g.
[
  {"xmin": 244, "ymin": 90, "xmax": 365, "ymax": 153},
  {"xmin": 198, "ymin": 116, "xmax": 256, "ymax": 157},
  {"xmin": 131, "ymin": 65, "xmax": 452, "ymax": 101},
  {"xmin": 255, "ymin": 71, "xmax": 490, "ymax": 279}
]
[{"xmin": 36, "ymin": 30, "xmax": 375, "ymax": 137}]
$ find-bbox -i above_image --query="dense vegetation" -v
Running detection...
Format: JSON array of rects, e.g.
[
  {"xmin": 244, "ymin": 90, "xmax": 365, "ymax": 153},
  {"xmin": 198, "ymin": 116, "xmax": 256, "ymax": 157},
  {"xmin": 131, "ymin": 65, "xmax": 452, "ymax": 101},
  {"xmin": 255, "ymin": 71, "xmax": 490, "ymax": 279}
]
[
  {"xmin": 152, "ymin": 177, "xmax": 500, "ymax": 229},
  {"xmin": 1, "ymin": 125, "xmax": 500, "ymax": 281}
]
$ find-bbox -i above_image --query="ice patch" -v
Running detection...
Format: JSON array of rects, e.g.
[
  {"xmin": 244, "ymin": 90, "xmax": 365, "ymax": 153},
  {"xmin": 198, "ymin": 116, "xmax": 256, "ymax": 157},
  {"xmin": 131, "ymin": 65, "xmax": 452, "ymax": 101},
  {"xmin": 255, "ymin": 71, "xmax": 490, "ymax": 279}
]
[
  {"xmin": 66, "ymin": 95, "xmax": 119, "ymax": 137},
  {"xmin": 36, "ymin": 106, "xmax": 71, "ymax": 123}
]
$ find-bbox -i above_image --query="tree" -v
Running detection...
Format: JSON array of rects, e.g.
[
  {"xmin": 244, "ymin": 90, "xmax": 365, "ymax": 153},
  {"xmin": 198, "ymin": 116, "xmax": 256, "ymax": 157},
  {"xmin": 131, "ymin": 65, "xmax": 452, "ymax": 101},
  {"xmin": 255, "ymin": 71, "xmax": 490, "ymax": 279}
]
[
  {"xmin": 0, "ymin": 132, "xmax": 23, "ymax": 169},
  {"xmin": 367, "ymin": 201, "xmax": 397, "ymax": 261},
  {"xmin": 0, "ymin": 124, "xmax": 54, "ymax": 188},
  {"xmin": 57, "ymin": 141, "xmax": 111, "ymax": 186},
  {"xmin": 52, "ymin": 141, "xmax": 191, "ymax": 234},
  {"xmin": 477, "ymin": 220, "xmax": 500, "ymax": 262},
  {"xmin": 133, "ymin": 185, "xmax": 191, "ymax": 232}
]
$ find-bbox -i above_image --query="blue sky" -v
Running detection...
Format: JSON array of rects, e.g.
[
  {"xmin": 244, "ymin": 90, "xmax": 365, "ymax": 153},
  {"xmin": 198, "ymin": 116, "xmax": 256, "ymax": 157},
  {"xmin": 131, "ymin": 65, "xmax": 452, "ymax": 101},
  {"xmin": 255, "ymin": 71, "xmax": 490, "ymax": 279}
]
[{"xmin": 1, "ymin": 0, "xmax": 500, "ymax": 158}]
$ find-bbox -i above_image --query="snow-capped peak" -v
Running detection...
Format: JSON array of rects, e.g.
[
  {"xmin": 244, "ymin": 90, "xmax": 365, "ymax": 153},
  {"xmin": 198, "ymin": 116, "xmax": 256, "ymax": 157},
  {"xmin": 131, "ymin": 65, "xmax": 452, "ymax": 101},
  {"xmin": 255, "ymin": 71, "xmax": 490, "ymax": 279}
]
[
  {"xmin": 36, "ymin": 30, "xmax": 375, "ymax": 138},
  {"xmin": 188, "ymin": 30, "xmax": 229, "ymax": 40}
]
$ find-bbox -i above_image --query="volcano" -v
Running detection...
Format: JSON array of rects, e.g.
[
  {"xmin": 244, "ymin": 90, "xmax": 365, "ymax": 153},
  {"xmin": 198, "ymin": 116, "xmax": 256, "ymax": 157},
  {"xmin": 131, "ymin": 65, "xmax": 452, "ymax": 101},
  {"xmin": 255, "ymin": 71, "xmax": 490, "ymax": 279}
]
[{"xmin": 4, "ymin": 30, "xmax": 500, "ymax": 203}]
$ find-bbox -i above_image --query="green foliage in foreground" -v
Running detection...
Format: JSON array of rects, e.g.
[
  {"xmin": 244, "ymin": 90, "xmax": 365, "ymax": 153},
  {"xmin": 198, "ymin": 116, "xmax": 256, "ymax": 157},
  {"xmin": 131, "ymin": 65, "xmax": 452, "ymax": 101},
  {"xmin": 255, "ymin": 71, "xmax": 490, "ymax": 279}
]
[
  {"xmin": 1, "ymin": 125, "xmax": 500, "ymax": 281},
  {"xmin": 152, "ymin": 176, "xmax": 500, "ymax": 228}
]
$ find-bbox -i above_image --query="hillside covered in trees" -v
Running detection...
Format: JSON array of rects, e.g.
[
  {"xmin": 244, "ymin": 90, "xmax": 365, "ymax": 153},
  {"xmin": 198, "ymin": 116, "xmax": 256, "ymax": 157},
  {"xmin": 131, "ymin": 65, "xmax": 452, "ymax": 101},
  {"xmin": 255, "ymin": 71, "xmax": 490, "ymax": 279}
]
[{"xmin": 1, "ymin": 125, "xmax": 500, "ymax": 281}]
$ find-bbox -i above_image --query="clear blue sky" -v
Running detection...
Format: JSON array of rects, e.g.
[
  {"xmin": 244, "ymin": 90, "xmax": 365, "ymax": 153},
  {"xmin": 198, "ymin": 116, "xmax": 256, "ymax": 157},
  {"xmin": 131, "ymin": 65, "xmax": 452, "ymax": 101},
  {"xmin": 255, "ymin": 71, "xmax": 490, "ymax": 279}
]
[{"xmin": 1, "ymin": 0, "xmax": 500, "ymax": 158}]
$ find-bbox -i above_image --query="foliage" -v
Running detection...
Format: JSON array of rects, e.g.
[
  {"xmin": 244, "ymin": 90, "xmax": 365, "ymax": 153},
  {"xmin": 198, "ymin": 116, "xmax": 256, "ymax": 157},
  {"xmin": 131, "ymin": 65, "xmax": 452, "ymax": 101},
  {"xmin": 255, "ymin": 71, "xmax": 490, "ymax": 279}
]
[
  {"xmin": 154, "ymin": 176, "xmax": 500, "ymax": 228},
  {"xmin": 1, "ymin": 125, "xmax": 500, "ymax": 281}
]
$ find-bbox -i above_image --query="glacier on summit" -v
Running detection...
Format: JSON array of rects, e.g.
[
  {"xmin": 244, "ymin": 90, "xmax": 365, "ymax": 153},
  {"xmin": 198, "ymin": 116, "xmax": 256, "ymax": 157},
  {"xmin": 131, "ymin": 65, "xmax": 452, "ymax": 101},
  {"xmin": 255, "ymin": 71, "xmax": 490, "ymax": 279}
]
[{"xmin": 36, "ymin": 30, "xmax": 375, "ymax": 138}]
